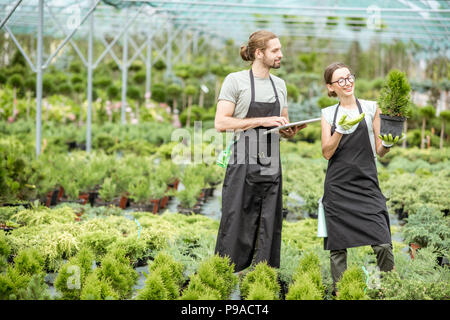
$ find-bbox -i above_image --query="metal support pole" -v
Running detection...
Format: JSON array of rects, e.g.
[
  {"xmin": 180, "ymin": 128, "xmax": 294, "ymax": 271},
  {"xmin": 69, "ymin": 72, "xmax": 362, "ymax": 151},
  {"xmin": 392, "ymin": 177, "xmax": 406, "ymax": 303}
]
[
  {"xmin": 193, "ymin": 30, "xmax": 198, "ymax": 55},
  {"xmin": 182, "ymin": 30, "xmax": 186, "ymax": 63},
  {"xmin": 165, "ymin": 23, "xmax": 172, "ymax": 81},
  {"xmin": 86, "ymin": 0, "xmax": 94, "ymax": 153},
  {"xmin": 121, "ymin": 8, "xmax": 128, "ymax": 125},
  {"xmin": 146, "ymin": 28, "xmax": 152, "ymax": 96},
  {"xmin": 35, "ymin": 0, "xmax": 43, "ymax": 157},
  {"xmin": 0, "ymin": 0, "xmax": 23, "ymax": 30}
]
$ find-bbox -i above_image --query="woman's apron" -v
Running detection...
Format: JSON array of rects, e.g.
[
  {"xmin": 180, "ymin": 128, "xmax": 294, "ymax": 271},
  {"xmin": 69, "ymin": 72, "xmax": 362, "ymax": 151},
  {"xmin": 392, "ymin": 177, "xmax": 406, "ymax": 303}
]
[
  {"xmin": 215, "ymin": 69, "xmax": 283, "ymax": 272},
  {"xmin": 323, "ymin": 99, "xmax": 391, "ymax": 251}
]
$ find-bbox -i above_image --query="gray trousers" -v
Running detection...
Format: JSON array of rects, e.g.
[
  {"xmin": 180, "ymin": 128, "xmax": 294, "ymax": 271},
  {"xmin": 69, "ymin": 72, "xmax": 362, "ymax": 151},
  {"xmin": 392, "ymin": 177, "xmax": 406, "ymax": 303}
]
[{"xmin": 330, "ymin": 243, "xmax": 394, "ymax": 291}]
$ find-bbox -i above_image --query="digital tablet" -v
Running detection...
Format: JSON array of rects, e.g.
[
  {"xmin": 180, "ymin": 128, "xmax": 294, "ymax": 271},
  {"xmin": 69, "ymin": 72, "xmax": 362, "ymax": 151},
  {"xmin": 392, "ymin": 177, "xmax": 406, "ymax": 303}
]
[{"xmin": 263, "ymin": 117, "xmax": 322, "ymax": 135}]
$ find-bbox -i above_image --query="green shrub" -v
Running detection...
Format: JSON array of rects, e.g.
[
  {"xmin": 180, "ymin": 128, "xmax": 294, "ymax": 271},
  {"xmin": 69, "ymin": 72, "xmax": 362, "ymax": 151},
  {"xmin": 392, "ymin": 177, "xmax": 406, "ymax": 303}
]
[
  {"xmin": 376, "ymin": 247, "xmax": 450, "ymax": 300},
  {"xmin": 293, "ymin": 252, "xmax": 324, "ymax": 293},
  {"xmin": 336, "ymin": 266, "xmax": 368, "ymax": 300},
  {"xmin": 80, "ymin": 270, "xmax": 118, "ymax": 300},
  {"xmin": 0, "ymin": 248, "xmax": 49, "ymax": 300},
  {"xmin": 79, "ymin": 230, "xmax": 118, "ymax": 260},
  {"xmin": 377, "ymin": 69, "xmax": 411, "ymax": 118},
  {"xmin": 136, "ymin": 252, "xmax": 185, "ymax": 300},
  {"xmin": 0, "ymin": 265, "xmax": 30, "ymax": 299},
  {"xmin": 246, "ymin": 281, "xmax": 277, "ymax": 300},
  {"xmin": 180, "ymin": 255, "xmax": 237, "ymax": 300},
  {"xmin": 54, "ymin": 247, "xmax": 95, "ymax": 300},
  {"xmin": 285, "ymin": 252, "xmax": 324, "ymax": 300},
  {"xmin": 286, "ymin": 273, "xmax": 323, "ymax": 300},
  {"xmin": 180, "ymin": 274, "xmax": 221, "ymax": 300},
  {"xmin": 196, "ymin": 254, "xmax": 237, "ymax": 300},
  {"xmin": 240, "ymin": 262, "xmax": 280, "ymax": 300},
  {"xmin": 0, "ymin": 231, "xmax": 11, "ymax": 271},
  {"xmin": 96, "ymin": 248, "xmax": 138, "ymax": 299},
  {"xmin": 402, "ymin": 205, "xmax": 450, "ymax": 253},
  {"xmin": 13, "ymin": 248, "xmax": 45, "ymax": 275},
  {"xmin": 13, "ymin": 274, "xmax": 51, "ymax": 300},
  {"xmin": 136, "ymin": 269, "xmax": 170, "ymax": 300}
]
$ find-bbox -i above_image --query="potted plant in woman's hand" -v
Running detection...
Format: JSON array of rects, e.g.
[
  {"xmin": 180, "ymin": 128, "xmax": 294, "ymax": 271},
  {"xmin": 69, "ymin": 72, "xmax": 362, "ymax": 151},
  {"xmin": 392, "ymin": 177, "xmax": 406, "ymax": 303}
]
[{"xmin": 377, "ymin": 69, "xmax": 412, "ymax": 137}]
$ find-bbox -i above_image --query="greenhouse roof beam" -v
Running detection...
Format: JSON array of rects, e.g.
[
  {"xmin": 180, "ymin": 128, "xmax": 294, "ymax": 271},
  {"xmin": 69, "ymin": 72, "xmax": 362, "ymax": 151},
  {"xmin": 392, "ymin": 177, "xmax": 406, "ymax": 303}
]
[
  {"xmin": 45, "ymin": 2, "xmax": 88, "ymax": 67},
  {"xmin": 125, "ymin": 0, "xmax": 450, "ymax": 13},
  {"xmin": 149, "ymin": 6, "xmax": 450, "ymax": 22},
  {"xmin": 151, "ymin": 23, "xmax": 184, "ymax": 67},
  {"xmin": 160, "ymin": 16, "xmax": 450, "ymax": 37},
  {"xmin": 93, "ymin": 4, "xmax": 146, "ymax": 68},
  {"xmin": 0, "ymin": 0, "xmax": 23, "ymax": 30},
  {"xmin": 42, "ymin": 0, "xmax": 101, "ymax": 69},
  {"xmin": 3, "ymin": 25, "xmax": 36, "ymax": 72}
]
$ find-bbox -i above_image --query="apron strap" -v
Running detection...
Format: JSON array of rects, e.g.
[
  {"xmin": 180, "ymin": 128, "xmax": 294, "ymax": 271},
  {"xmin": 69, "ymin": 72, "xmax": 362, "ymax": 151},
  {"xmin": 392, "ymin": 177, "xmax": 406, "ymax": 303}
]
[
  {"xmin": 249, "ymin": 69, "xmax": 279, "ymax": 103},
  {"xmin": 331, "ymin": 98, "xmax": 363, "ymax": 135},
  {"xmin": 250, "ymin": 69, "xmax": 256, "ymax": 103},
  {"xmin": 331, "ymin": 102, "xmax": 340, "ymax": 136}
]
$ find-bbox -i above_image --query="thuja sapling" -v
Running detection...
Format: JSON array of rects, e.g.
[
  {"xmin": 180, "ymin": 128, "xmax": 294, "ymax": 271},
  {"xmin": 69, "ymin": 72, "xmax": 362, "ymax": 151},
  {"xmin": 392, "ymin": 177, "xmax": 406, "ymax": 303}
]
[
  {"xmin": 336, "ymin": 266, "xmax": 368, "ymax": 300},
  {"xmin": 377, "ymin": 69, "xmax": 412, "ymax": 138},
  {"xmin": 240, "ymin": 262, "xmax": 280, "ymax": 300},
  {"xmin": 137, "ymin": 262, "xmax": 182, "ymax": 300},
  {"xmin": 98, "ymin": 177, "xmax": 117, "ymax": 203}
]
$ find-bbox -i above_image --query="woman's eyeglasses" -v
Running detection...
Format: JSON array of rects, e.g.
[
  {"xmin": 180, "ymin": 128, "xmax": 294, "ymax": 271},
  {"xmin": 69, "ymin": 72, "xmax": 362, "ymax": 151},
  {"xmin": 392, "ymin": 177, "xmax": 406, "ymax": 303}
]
[{"xmin": 330, "ymin": 74, "xmax": 356, "ymax": 87}]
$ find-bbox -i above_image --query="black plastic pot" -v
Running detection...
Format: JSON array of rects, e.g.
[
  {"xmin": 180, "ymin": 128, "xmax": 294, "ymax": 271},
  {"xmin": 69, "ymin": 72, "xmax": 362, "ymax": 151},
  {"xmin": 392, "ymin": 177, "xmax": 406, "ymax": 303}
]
[
  {"xmin": 88, "ymin": 191, "xmax": 98, "ymax": 207},
  {"xmin": 380, "ymin": 114, "xmax": 406, "ymax": 137}
]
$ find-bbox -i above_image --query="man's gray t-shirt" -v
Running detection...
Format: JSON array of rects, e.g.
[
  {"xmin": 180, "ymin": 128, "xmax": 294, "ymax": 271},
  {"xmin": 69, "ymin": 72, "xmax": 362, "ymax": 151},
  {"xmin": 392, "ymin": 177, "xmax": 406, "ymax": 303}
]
[{"xmin": 218, "ymin": 70, "xmax": 288, "ymax": 119}]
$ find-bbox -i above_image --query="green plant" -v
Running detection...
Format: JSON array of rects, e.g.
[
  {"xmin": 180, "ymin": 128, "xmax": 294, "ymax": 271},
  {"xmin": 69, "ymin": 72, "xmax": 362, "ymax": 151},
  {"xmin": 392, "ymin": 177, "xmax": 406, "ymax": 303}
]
[
  {"xmin": 0, "ymin": 248, "xmax": 49, "ymax": 300},
  {"xmin": 285, "ymin": 252, "xmax": 324, "ymax": 300},
  {"xmin": 196, "ymin": 254, "xmax": 237, "ymax": 300},
  {"xmin": 80, "ymin": 270, "xmax": 119, "ymax": 300},
  {"xmin": 317, "ymin": 95, "xmax": 338, "ymax": 109},
  {"xmin": 54, "ymin": 247, "xmax": 95, "ymax": 300},
  {"xmin": 180, "ymin": 274, "xmax": 222, "ymax": 300},
  {"xmin": 286, "ymin": 272, "xmax": 323, "ymax": 300},
  {"xmin": 13, "ymin": 248, "xmax": 45, "ymax": 275},
  {"xmin": 246, "ymin": 281, "xmax": 278, "ymax": 300},
  {"xmin": 98, "ymin": 177, "xmax": 117, "ymax": 202},
  {"xmin": 376, "ymin": 247, "xmax": 450, "ymax": 300},
  {"xmin": 294, "ymin": 252, "xmax": 324, "ymax": 292},
  {"xmin": 128, "ymin": 177, "xmax": 151, "ymax": 204},
  {"xmin": 377, "ymin": 69, "xmax": 411, "ymax": 118},
  {"xmin": 180, "ymin": 254, "xmax": 237, "ymax": 300},
  {"xmin": 96, "ymin": 248, "xmax": 138, "ymax": 299},
  {"xmin": 419, "ymin": 105, "xmax": 436, "ymax": 149},
  {"xmin": 136, "ymin": 253, "xmax": 185, "ymax": 300},
  {"xmin": 402, "ymin": 205, "xmax": 450, "ymax": 253},
  {"xmin": 240, "ymin": 261, "xmax": 280, "ymax": 300},
  {"xmin": 0, "ymin": 232, "xmax": 11, "ymax": 271},
  {"xmin": 336, "ymin": 266, "xmax": 368, "ymax": 300}
]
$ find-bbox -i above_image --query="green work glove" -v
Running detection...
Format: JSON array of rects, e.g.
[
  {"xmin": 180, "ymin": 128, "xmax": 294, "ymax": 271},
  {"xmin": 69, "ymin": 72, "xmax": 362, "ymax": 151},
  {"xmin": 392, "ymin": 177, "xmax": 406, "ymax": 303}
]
[
  {"xmin": 336, "ymin": 113, "xmax": 365, "ymax": 134},
  {"xmin": 378, "ymin": 133, "xmax": 405, "ymax": 148}
]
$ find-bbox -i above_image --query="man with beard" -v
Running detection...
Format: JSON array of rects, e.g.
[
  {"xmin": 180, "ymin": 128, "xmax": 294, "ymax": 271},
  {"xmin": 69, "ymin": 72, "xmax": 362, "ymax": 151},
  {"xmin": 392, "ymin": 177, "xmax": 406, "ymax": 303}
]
[{"xmin": 214, "ymin": 30, "xmax": 306, "ymax": 273}]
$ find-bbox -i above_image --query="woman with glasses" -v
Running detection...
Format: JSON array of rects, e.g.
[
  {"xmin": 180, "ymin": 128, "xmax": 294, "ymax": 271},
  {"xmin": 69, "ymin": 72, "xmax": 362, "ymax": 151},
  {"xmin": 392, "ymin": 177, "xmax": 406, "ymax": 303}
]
[{"xmin": 320, "ymin": 62, "xmax": 399, "ymax": 296}]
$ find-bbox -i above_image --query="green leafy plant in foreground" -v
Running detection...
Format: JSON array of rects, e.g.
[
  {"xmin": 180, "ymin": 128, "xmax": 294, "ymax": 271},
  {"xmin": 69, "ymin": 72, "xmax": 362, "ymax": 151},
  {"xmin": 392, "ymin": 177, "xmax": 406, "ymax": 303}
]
[
  {"xmin": 136, "ymin": 252, "xmax": 185, "ymax": 300},
  {"xmin": 240, "ymin": 261, "xmax": 280, "ymax": 300},
  {"xmin": 336, "ymin": 266, "xmax": 368, "ymax": 300}
]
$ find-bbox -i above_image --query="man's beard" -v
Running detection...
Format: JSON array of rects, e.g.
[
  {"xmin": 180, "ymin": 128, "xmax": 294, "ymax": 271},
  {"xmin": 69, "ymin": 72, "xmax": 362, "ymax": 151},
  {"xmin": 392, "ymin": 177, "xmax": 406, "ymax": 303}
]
[{"xmin": 263, "ymin": 56, "xmax": 281, "ymax": 69}]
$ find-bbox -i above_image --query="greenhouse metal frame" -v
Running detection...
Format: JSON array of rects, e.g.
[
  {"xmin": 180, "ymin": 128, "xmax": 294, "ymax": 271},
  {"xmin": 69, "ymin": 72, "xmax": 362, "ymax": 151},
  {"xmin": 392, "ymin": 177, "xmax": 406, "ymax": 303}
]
[{"xmin": 0, "ymin": 0, "xmax": 449, "ymax": 157}]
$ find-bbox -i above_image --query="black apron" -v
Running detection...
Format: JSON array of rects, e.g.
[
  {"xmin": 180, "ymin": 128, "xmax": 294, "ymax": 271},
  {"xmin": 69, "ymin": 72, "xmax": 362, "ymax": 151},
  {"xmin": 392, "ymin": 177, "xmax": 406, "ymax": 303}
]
[
  {"xmin": 215, "ymin": 69, "xmax": 283, "ymax": 272},
  {"xmin": 323, "ymin": 99, "xmax": 391, "ymax": 251}
]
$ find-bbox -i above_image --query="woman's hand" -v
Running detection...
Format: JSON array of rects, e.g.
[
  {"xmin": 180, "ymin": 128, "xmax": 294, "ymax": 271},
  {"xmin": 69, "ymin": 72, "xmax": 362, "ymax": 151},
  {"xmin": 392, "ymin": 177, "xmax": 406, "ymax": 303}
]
[
  {"xmin": 336, "ymin": 113, "xmax": 365, "ymax": 133},
  {"xmin": 378, "ymin": 133, "xmax": 405, "ymax": 148}
]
